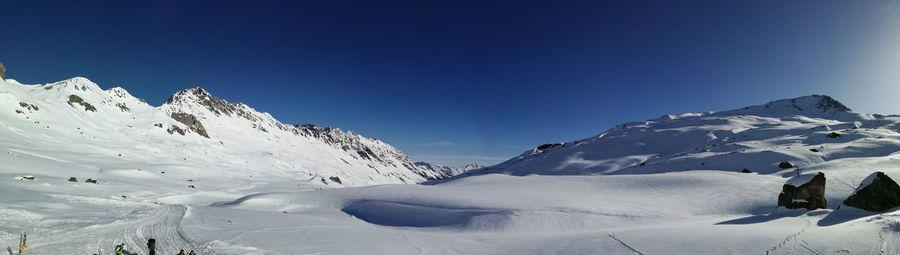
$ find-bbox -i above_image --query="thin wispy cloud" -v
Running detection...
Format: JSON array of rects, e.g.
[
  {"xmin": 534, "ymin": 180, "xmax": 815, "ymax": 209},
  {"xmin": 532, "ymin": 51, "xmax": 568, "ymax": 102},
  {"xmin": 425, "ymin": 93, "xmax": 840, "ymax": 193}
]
[{"xmin": 417, "ymin": 141, "xmax": 458, "ymax": 147}]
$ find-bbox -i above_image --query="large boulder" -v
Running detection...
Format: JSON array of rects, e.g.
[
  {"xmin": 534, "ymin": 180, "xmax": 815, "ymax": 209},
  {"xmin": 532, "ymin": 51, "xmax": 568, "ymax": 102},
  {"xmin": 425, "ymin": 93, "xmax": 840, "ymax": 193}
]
[
  {"xmin": 844, "ymin": 172, "xmax": 900, "ymax": 212},
  {"xmin": 778, "ymin": 172, "xmax": 827, "ymax": 210}
]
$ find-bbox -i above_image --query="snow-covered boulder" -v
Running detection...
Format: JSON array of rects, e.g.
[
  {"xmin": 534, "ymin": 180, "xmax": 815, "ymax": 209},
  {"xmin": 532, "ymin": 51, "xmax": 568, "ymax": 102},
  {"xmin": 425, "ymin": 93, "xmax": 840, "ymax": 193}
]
[
  {"xmin": 777, "ymin": 172, "xmax": 827, "ymax": 210},
  {"xmin": 844, "ymin": 172, "xmax": 900, "ymax": 212}
]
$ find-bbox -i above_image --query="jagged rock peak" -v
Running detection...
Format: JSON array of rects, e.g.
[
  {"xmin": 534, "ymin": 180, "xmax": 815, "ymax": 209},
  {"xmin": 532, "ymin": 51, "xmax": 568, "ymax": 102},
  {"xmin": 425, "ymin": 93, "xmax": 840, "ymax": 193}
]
[
  {"xmin": 165, "ymin": 86, "xmax": 274, "ymax": 123},
  {"xmin": 166, "ymin": 86, "xmax": 214, "ymax": 104}
]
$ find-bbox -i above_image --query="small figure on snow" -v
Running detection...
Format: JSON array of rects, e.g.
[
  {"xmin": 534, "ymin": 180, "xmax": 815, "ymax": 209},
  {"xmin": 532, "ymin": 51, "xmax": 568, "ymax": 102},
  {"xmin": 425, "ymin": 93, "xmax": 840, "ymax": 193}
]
[
  {"xmin": 114, "ymin": 243, "xmax": 125, "ymax": 255},
  {"xmin": 147, "ymin": 238, "xmax": 156, "ymax": 255}
]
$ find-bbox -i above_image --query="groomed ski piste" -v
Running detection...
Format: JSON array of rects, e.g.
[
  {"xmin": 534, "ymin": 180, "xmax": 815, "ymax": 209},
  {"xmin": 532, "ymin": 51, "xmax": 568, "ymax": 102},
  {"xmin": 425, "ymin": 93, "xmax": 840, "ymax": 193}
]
[{"xmin": 5, "ymin": 77, "xmax": 900, "ymax": 254}]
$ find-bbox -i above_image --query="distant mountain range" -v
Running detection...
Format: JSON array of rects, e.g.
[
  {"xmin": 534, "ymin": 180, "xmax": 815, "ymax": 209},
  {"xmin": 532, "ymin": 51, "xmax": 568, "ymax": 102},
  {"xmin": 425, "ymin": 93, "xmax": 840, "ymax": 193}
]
[
  {"xmin": 414, "ymin": 162, "xmax": 483, "ymax": 177},
  {"xmin": 0, "ymin": 77, "xmax": 477, "ymax": 186},
  {"xmin": 458, "ymin": 94, "xmax": 900, "ymax": 178}
]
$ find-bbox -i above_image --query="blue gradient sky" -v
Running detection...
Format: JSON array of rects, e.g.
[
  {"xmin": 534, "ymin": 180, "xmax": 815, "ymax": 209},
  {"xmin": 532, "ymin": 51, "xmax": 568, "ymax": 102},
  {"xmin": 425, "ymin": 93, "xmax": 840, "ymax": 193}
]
[{"xmin": 2, "ymin": 0, "xmax": 900, "ymax": 166}]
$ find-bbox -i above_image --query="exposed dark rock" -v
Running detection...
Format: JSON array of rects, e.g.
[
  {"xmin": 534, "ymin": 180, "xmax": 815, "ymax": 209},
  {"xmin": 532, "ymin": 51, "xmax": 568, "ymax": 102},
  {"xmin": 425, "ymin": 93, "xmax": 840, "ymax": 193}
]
[
  {"xmin": 778, "ymin": 161, "xmax": 794, "ymax": 169},
  {"xmin": 814, "ymin": 95, "xmax": 852, "ymax": 112},
  {"xmin": 844, "ymin": 172, "xmax": 900, "ymax": 212},
  {"xmin": 167, "ymin": 125, "xmax": 186, "ymax": 136},
  {"xmin": 291, "ymin": 123, "xmax": 436, "ymax": 179},
  {"xmin": 168, "ymin": 87, "xmax": 261, "ymax": 122},
  {"xmin": 809, "ymin": 148, "xmax": 819, "ymax": 152},
  {"xmin": 115, "ymin": 103, "xmax": 130, "ymax": 112},
  {"xmin": 741, "ymin": 169, "xmax": 753, "ymax": 173},
  {"xmin": 778, "ymin": 172, "xmax": 827, "ymax": 210},
  {"xmin": 329, "ymin": 176, "xmax": 343, "ymax": 184},
  {"xmin": 0, "ymin": 62, "xmax": 5, "ymax": 79},
  {"xmin": 18, "ymin": 102, "xmax": 38, "ymax": 112},
  {"xmin": 68, "ymin": 177, "xmax": 77, "ymax": 182},
  {"xmin": 67, "ymin": 95, "xmax": 97, "ymax": 112},
  {"xmin": 188, "ymin": 185, "xmax": 196, "ymax": 189},
  {"xmin": 170, "ymin": 112, "xmax": 209, "ymax": 138},
  {"xmin": 536, "ymin": 143, "xmax": 564, "ymax": 152},
  {"xmin": 85, "ymin": 178, "xmax": 98, "ymax": 184},
  {"xmin": 826, "ymin": 132, "xmax": 841, "ymax": 138}
]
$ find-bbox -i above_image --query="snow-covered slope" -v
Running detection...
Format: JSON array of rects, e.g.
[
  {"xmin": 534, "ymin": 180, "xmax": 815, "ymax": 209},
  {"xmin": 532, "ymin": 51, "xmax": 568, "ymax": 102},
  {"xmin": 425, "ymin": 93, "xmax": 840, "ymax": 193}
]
[
  {"xmin": 172, "ymin": 94, "xmax": 900, "ymax": 254},
  {"xmin": 463, "ymin": 95, "xmax": 900, "ymax": 177},
  {"xmin": 0, "ymin": 77, "xmax": 442, "ymax": 187},
  {"xmin": 9, "ymin": 80, "xmax": 900, "ymax": 255}
]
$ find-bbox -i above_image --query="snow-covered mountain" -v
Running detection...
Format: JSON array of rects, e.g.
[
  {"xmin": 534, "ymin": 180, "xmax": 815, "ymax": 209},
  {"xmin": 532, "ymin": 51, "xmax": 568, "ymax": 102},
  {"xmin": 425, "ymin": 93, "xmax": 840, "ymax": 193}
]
[
  {"xmin": 8, "ymin": 84, "xmax": 900, "ymax": 254},
  {"xmin": 464, "ymin": 95, "xmax": 900, "ymax": 177},
  {"xmin": 0, "ymin": 77, "xmax": 443, "ymax": 187},
  {"xmin": 413, "ymin": 161, "xmax": 483, "ymax": 178}
]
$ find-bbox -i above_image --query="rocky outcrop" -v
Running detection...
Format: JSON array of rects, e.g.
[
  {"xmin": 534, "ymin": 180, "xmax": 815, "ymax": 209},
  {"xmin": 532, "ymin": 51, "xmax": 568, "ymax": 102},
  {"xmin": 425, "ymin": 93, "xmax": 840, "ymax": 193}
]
[
  {"xmin": 778, "ymin": 161, "xmax": 794, "ymax": 169},
  {"xmin": 170, "ymin": 112, "xmax": 209, "ymax": 138},
  {"xmin": 67, "ymin": 95, "xmax": 97, "ymax": 112},
  {"xmin": 844, "ymin": 172, "xmax": 900, "ymax": 212},
  {"xmin": 778, "ymin": 172, "xmax": 827, "ymax": 210}
]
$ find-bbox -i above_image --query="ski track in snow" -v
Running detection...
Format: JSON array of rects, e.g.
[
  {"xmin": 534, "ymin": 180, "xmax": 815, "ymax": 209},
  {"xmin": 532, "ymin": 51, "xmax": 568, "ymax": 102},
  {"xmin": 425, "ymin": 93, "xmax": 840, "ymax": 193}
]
[
  {"xmin": 874, "ymin": 225, "xmax": 900, "ymax": 255},
  {"xmin": 26, "ymin": 204, "xmax": 206, "ymax": 255},
  {"xmin": 607, "ymin": 234, "xmax": 646, "ymax": 255}
]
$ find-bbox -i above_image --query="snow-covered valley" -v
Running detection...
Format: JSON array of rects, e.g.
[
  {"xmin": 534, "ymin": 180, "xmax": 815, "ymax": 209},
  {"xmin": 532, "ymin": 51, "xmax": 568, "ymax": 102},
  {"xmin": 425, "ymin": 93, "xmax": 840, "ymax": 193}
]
[{"xmin": 5, "ymin": 77, "xmax": 900, "ymax": 254}]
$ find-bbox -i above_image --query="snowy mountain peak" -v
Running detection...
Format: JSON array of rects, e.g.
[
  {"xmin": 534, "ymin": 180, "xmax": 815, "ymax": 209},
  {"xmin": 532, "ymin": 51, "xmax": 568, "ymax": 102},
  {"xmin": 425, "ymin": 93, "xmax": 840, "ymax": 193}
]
[
  {"xmin": 762, "ymin": 95, "xmax": 851, "ymax": 113},
  {"xmin": 46, "ymin": 76, "xmax": 103, "ymax": 92},
  {"xmin": 463, "ymin": 94, "xmax": 882, "ymax": 178},
  {"xmin": 0, "ymin": 77, "xmax": 448, "ymax": 186},
  {"xmin": 720, "ymin": 95, "xmax": 854, "ymax": 119},
  {"xmin": 163, "ymin": 86, "xmax": 281, "ymax": 129},
  {"xmin": 165, "ymin": 86, "xmax": 214, "ymax": 105},
  {"xmin": 811, "ymin": 95, "xmax": 852, "ymax": 112}
]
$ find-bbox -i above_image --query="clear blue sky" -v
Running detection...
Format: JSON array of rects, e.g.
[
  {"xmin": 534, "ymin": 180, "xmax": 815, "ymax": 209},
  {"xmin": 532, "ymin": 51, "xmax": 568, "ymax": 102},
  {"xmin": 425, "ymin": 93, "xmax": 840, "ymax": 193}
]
[{"xmin": 2, "ymin": 0, "xmax": 900, "ymax": 166}]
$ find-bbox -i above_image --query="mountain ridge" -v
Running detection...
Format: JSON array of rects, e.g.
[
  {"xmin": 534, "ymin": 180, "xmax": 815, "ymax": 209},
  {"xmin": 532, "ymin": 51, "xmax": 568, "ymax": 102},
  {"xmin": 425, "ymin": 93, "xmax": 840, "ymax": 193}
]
[
  {"xmin": 458, "ymin": 94, "xmax": 898, "ymax": 179},
  {"xmin": 1, "ymin": 76, "xmax": 449, "ymax": 186}
]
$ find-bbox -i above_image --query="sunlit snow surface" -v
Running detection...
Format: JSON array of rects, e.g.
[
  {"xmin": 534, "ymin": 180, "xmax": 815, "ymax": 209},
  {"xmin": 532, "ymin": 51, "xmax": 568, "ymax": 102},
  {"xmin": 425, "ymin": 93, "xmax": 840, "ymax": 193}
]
[{"xmin": 4, "ymin": 78, "xmax": 900, "ymax": 254}]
